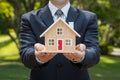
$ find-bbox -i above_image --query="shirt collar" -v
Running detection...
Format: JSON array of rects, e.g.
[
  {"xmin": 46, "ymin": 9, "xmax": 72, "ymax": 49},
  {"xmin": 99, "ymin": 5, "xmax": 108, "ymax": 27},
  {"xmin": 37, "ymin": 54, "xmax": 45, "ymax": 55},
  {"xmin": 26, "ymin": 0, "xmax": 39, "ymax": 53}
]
[{"xmin": 48, "ymin": 1, "xmax": 70, "ymax": 18}]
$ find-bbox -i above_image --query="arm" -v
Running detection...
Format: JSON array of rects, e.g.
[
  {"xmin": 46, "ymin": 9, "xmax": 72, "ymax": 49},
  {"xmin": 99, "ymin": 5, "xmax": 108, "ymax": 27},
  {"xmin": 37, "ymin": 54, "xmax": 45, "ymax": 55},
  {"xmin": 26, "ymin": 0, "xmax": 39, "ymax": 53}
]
[
  {"xmin": 20, "ymin": 14, "xmax": 42, "ymax": 69},
  {"xmin": 63, "ymin": 13, "xmax": 100, "ymax": 69},
  {"xmin": 76, "ymin": 13, "xmax": 101, "ymax": 69},
  {"xmin": 20, "ymin": 14, "xmax": 57, "ymax": 69}
]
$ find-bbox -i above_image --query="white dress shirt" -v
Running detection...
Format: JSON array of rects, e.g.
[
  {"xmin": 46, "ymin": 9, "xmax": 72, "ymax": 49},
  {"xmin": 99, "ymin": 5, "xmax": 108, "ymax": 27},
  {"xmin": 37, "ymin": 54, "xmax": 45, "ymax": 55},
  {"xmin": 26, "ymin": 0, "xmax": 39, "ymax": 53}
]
[{"xmin": 48, "ymin": 1, "xmax": 70, "ymax": 22}]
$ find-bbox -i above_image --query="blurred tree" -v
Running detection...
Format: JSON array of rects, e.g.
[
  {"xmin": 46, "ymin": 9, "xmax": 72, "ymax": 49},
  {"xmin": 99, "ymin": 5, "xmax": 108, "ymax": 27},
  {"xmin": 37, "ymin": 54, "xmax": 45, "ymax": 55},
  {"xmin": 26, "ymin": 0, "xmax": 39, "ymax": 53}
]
[
  {"xmin": 0, "ymin": 0, "xmax": 48, "ymax": 50},
  {"xmin": 71, "ymin": 0, "xmax": 120, "ymax": 54},
  {"xmin": 0, "ymin": 1, "xmax": 14, "ymax": 34}
]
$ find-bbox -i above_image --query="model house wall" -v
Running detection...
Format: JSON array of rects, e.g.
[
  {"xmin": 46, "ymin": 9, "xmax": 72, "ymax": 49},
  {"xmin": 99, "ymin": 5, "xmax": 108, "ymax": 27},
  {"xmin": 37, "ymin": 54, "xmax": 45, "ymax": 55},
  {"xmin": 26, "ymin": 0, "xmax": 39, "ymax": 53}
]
[{"xmin": 40, "ymin": 18, "xmax": 80, "ymax": 53}]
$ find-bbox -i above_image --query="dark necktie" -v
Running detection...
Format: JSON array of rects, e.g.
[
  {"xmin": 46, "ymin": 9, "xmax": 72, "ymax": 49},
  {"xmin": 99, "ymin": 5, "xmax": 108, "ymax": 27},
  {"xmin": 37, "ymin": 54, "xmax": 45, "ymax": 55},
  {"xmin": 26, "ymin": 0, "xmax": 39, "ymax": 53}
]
[{"xmin": 55, "ymin": 9, "xmax": 64, "ymax": 18}]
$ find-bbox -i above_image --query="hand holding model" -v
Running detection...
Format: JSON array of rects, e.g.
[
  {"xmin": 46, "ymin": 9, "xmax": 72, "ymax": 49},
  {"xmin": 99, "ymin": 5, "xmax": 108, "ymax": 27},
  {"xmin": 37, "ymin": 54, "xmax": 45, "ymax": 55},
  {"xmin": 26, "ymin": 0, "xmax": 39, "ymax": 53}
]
[
  {"xmin": 35, "ymin": 43, "xmax": 85, "ymax": 63},
  {"xmin": 34, "ymin": 43, "xmax": 57, "ymax": 63}
]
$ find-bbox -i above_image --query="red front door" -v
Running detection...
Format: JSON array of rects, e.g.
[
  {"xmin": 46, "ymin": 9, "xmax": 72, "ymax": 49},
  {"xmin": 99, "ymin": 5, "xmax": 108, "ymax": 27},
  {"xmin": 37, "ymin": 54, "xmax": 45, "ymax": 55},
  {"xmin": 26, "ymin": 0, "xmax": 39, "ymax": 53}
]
[{"xmin": 58, "ymin": 40, "xmax": 63, "ymax": 51}]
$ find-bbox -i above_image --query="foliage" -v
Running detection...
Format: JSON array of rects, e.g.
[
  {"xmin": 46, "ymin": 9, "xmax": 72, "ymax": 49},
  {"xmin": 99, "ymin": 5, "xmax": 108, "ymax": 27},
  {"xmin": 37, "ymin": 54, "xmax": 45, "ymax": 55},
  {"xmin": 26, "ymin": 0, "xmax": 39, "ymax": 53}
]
[
  {"xmin": 0, "ymin": 0, "xmax": 48, "ymax": 50},
  {"xmin": 98, "ymin": 23, "xmax": 114, "ymax": 54},
  {"xmin": 72, "ymin": 0, "xmax": 120, "ymax": 53},
  {"xmin": 0, "ymin": 1, "xmax": 14, "ymax": 34}
]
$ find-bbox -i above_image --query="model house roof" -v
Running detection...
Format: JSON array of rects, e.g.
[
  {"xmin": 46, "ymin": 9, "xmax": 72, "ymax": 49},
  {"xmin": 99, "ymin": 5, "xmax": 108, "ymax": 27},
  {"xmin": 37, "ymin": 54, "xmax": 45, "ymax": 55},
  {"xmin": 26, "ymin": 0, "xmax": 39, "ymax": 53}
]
[{"xmin": 40, "ymin": 18, "xmax": 81, "ymax": 37}]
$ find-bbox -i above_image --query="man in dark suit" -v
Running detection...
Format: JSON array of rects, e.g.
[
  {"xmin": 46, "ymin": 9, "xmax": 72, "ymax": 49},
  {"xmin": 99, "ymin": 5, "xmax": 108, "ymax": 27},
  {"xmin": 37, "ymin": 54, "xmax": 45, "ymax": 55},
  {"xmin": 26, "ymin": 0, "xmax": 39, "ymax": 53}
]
[{"xmin": 20, "ymin": 0, "xmax": 100, "ymax": 80}]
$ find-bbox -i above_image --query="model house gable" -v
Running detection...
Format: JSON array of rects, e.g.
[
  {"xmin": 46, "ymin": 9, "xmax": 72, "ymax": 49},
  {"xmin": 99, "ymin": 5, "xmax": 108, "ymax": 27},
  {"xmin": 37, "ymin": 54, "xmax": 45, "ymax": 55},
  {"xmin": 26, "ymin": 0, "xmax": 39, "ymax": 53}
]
[{"xmin": 40, "ymin": 18, "xmax": 80, "ymax": 38}]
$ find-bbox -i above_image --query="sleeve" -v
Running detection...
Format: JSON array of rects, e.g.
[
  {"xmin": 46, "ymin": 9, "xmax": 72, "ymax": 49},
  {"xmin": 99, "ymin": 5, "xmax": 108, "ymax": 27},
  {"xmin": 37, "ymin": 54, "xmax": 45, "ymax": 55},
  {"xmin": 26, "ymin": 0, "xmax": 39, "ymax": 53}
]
[
  {"xmin": 75, "ymin": 13, "xmax": 101, "ymax": 69},
  {"xmin": 19, "ymin": 14, "xmax": 44, "ymax": 69}
]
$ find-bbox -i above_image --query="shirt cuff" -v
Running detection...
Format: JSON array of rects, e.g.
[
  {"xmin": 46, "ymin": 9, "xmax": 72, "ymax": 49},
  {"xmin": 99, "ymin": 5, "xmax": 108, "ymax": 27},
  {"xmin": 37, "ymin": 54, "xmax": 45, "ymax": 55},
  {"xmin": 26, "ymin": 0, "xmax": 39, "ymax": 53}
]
[{"xmin": 36, "ymin": 57, "xmax": 45, "ymax": 64}]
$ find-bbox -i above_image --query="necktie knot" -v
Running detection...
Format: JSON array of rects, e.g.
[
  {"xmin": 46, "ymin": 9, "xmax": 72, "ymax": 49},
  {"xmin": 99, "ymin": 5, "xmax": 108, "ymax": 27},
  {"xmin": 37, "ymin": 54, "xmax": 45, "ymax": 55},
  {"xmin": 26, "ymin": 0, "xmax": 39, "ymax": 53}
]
[{"xmin": 55, "ymin": 9, "xmax": 64, "ymax": 18}]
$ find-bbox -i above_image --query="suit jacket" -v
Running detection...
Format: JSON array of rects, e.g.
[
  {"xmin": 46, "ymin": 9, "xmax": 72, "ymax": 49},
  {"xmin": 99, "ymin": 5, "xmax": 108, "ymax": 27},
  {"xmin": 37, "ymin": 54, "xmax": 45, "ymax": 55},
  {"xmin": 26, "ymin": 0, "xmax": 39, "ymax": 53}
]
[{"xmin": 20, "ymin": 5, "xmax": 100, "ymax": 80}]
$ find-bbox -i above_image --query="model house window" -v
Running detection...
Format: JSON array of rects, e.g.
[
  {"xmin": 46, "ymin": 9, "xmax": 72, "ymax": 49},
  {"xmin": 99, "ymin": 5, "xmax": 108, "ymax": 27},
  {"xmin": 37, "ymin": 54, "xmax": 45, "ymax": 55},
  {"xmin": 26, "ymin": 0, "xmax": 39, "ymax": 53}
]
[
  {"xmin": 49, "ymin": 39, "xmax": 54, "ymax": 46},
  {"xmin": 57, "ymin": 28, "xmax": 63, "ymax": 35},
  {"xmin": 65, "ymin": 39, "xmax": 72, "ymax": 46}
]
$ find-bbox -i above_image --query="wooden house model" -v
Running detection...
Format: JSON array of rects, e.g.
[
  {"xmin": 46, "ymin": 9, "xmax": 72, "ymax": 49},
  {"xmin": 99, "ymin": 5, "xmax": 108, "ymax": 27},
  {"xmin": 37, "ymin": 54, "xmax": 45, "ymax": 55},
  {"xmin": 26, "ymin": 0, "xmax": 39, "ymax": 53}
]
[{"xmin": 40, "ymin": 18, "xmax": 80, "ymax": 53}]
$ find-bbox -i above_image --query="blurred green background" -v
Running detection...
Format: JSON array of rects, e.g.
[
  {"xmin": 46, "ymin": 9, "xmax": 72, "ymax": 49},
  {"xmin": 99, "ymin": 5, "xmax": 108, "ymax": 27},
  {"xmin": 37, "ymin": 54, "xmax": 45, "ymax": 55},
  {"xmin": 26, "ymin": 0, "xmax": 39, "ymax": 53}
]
[{"xmin": 0, "ymin": 0, "xmax": 120, "ymax": 80}]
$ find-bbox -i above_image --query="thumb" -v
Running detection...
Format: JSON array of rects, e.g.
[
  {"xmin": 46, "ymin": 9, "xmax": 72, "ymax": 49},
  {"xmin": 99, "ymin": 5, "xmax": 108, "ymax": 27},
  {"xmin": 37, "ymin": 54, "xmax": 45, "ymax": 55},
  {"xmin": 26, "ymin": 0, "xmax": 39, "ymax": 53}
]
[
  {"xmin": 80, "ymin": 44, "xmax": 86, "ymax": 51},
  {"xmin": 34, "ymin": 43, "xmax": 45, "ymax": 51},
  {"xmin": 76, "ymin": 44, "xmax": 81, "ymax": 50}
]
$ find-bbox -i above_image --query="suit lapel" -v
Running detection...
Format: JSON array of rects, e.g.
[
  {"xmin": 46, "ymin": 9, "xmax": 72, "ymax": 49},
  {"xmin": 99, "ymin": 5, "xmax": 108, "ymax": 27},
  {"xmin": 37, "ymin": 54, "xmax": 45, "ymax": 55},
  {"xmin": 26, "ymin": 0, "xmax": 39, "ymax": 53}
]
[
  {"xmin": 40, "ymin": 5, "xmax": 54, "ymax": 27},
  {"xmin": 40, "ymin": 6, "xmax": 79, "ymax": 28},
  {"xmin": 66, "ymin": 6, "xmax": 78, "ymax": 23},
  {"xmin": 66, "ymin": 6, "xmax": 86, "ymax": 33},
  {"xmin": 39, "ymin": 5, "xmax": 85, "ymax": 33}
]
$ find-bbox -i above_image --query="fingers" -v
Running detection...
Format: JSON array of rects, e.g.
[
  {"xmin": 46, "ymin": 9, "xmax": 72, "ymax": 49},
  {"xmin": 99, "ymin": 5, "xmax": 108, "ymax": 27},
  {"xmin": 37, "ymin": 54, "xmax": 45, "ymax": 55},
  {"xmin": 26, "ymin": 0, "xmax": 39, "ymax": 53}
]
[
  {"xmin": 63, "ymin": 53, "xmax": 72, "ymax": 61},
  {"xmin": 35, "ymin": 51, "xmax": 57, "ymax": 63},
  {"xmin": 63, "ymin": 47, "xmax": 86, "ymax": 63},
  {"xmin": 63, "ymin": 53, "xmax": 81, "ymax": 63},
  {"xmin": 38, "ymin": 53, "xmax": 56, "ymax": 62}
]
